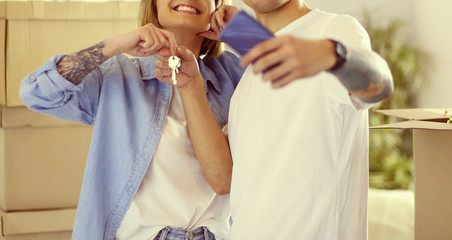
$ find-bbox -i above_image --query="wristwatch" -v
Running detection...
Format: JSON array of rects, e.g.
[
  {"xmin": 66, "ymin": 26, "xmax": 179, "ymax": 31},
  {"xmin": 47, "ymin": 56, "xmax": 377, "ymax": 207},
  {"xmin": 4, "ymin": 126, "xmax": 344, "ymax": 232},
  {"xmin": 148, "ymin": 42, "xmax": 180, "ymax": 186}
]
[{"xmin": 327, "ymin": 39, "xmax": 347, "ymax": 72}]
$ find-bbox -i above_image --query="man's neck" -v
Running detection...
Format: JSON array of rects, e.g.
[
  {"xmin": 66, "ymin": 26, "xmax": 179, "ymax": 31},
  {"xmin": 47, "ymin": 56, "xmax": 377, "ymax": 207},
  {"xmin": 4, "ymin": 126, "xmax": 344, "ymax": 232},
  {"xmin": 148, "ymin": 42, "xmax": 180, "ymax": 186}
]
[{"xmin": 255, "ymin": 1, "xmax": 312, "ymax": 33}]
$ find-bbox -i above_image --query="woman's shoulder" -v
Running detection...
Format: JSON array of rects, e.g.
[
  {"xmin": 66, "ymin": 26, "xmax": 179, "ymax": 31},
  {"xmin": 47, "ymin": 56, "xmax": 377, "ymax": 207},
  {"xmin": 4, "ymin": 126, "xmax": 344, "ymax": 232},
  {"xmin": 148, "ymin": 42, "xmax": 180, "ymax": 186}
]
[
  {"xmin": 202, "ymin": 50, "xmax": 241, "ymax": 65},
  {"xmin": 200, "ymin": 50, "xmax": 244, "ymax": 75},
  {"xmin": 200, "ymin": 51, "xmax": 245, "ymax": 87}
]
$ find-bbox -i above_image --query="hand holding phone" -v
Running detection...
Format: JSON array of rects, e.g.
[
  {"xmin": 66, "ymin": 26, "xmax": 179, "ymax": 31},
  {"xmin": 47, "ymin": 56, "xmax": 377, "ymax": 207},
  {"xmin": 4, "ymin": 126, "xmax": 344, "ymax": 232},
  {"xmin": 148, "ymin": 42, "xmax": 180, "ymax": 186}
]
[{"xmin": 220, "ymin": 11, "xmax": 274, "ymax": 56}]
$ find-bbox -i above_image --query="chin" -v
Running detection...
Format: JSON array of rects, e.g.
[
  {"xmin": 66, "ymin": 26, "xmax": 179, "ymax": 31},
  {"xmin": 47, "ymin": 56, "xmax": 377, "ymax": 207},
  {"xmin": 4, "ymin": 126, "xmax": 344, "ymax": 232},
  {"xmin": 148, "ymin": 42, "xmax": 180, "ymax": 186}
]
[
  {"xmin": 163, "ymin": 21, "xmax": 209, "ymax": 34},
  {"xmin": 246, "ymin": 0, "xmax": 290, "ymax": 13}
]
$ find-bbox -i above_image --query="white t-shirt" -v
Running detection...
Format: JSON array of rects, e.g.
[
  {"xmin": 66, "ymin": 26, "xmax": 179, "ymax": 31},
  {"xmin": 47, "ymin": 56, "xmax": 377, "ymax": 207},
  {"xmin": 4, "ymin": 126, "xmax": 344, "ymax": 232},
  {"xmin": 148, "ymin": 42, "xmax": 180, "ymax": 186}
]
[
  {"xmin": 228, "ymin": 9, "xmax": 372, "ymax": 240},
  {"xmin": 116, "ymin": 88, "xmax": 230, "ymax": 240}
]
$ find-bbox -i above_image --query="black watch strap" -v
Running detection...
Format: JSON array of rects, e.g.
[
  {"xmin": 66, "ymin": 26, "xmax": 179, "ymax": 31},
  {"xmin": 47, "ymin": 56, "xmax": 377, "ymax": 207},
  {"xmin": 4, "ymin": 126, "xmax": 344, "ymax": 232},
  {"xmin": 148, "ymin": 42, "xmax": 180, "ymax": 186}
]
[{"xmin": 327, "ymin": 39, "xmax": 347, "ymax": 72}]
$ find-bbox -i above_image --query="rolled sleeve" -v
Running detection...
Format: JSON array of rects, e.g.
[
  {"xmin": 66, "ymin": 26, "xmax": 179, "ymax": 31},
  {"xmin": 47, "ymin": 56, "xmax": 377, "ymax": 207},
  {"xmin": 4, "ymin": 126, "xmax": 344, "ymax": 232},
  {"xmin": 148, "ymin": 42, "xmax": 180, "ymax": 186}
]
[{"xmin": 20, "ymin": 54, "xmax": 101, "ymax": 125}]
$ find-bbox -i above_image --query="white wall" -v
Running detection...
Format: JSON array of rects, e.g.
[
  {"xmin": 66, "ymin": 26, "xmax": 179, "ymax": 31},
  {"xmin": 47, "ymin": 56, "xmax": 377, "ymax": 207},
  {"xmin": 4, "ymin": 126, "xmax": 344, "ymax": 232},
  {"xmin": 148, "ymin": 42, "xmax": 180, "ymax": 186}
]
[
  {"xmin": 308, "ymin": 0, "xmax": 414, "ymax": 23},
  {"xmin": 414, "ymin": 0, "xmax": 452, "ymax": 108}
]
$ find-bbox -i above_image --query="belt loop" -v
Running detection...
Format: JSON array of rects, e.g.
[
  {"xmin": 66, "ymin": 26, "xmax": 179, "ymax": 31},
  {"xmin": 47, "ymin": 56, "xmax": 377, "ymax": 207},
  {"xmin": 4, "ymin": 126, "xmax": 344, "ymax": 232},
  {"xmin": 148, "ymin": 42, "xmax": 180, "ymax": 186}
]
[
  {"xmin": 203, "ymin": 226, "xmax": 210, "ymax": 240},
  {"xmin": 159, "ymin": 227, "xmax": 170, "ymax": 240}
]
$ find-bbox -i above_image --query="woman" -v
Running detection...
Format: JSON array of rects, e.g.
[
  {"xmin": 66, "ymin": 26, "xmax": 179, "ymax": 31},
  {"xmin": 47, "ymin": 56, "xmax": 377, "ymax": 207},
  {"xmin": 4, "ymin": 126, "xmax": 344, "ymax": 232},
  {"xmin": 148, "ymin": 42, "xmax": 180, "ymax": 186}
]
[{"xmin": 20, "ymin": 0, "xmax": 243, "ymax": 239}]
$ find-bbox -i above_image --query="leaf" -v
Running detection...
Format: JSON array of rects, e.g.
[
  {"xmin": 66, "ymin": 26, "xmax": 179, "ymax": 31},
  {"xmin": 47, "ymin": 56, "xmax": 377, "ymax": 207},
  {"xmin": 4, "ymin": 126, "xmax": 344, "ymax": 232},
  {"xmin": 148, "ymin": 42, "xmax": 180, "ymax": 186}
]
[{"xmin": 364, "ymin": 9, "xmax": 430, "ymax": 190}]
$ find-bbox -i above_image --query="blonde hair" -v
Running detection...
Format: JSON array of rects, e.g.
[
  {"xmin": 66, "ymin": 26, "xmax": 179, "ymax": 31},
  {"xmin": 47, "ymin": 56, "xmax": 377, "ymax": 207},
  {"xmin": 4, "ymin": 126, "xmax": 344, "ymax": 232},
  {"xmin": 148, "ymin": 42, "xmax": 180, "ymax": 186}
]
[{"xmin": 138, "ymin": 0, "xmax": 224, "ymax": 57}]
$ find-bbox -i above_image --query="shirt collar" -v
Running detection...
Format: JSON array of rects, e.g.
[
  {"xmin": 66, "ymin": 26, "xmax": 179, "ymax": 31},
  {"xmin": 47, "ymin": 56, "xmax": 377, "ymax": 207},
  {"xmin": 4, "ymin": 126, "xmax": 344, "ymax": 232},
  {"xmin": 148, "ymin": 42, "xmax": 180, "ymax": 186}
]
[
  {"xmin": 199, "ymin": 56, "xmax": 223, "ymax": 93},
  {"xmin": 137, "ymin": 55, "xmax": 223, "ymax": 93}
]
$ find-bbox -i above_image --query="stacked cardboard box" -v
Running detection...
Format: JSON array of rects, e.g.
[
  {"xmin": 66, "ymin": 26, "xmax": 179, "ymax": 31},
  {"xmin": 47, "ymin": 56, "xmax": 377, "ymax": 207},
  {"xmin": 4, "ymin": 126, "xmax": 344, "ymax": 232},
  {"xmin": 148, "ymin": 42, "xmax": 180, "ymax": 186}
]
[
  {"xmin": 0, "ymin": 107, "xmax": 93, "ymax": 211},
  {"xmin": 372, "ymin": 108, "xmax": 452, "ymax": 240},
  {"xmin": 0, "ymin": 1, "xmax": 139, "ymax": 239},
  {"xmin": 2, "ymin": 1, "xmax": 139, "ymax": 106},
  {"xmin": 0, "ymin": 108, "xmax": 90, "ymax": 240},
  {"xmin": 0, "ymin": 208, "xmax": 75, "ymax": 240},
  {"xmin": 1, "ymin": 2, "xmax": 6, "ymax": 105}
]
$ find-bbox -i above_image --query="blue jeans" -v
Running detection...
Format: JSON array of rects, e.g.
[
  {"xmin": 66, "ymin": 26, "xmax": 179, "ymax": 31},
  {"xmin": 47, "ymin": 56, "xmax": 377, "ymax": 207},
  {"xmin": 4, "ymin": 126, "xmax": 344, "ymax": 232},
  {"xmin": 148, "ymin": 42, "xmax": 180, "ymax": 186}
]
[{"xmin": 154, "ymin": 226, "xmax": 216, "ymax": 240}]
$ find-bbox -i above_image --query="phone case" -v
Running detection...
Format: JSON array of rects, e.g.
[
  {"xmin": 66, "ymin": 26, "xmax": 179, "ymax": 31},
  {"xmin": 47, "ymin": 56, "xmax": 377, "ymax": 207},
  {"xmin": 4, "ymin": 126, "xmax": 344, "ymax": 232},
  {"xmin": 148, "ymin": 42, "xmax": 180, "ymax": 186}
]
[{"xmin": 220, "ymin": 11, "xmax": 274, "ymax": 55}]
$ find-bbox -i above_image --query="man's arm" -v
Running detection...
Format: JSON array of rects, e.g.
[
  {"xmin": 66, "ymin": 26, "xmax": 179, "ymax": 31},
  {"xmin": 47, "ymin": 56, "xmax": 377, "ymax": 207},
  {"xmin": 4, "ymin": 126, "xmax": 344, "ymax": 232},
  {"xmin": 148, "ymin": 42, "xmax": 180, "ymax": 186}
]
[
  {"xmin": 239, "ymin": 37, "xmax": 393, "ymax": 103},
  {"xmin": 329, "ymin": 47, "xmax": 393, "ymax": 103}
]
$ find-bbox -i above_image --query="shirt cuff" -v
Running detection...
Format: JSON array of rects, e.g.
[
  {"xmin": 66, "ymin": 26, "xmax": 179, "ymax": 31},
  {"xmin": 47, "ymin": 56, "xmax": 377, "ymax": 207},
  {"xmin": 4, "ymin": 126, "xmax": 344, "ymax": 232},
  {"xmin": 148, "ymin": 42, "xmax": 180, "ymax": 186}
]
[{"xmin": 30, "ymin": 54, "xmax": 85, "ymax": 94}]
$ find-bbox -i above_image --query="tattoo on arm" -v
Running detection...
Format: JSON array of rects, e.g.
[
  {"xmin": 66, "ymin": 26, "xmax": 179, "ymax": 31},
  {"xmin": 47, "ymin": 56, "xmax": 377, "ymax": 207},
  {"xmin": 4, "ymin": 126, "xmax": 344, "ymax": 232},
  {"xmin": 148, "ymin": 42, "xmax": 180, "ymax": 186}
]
[
  {"xmin": 57, "ymin": 41, "xmax": 108, "ymax": 85},
  {"xmin": 331, "ymin": 49, "xmax": 393, "ymax": 103}
]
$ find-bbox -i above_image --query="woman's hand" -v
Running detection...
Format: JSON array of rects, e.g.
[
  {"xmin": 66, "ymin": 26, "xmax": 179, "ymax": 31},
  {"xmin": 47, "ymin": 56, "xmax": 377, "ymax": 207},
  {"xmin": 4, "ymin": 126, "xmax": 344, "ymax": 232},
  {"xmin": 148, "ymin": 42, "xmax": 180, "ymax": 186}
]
[
  {"xmin": 198, "ymin": 5, "xmax": 239, "ymax": 41},
  {"xmin": 105, "ymin": 23, "xmax": 177, "ymax": 58},
  {"xmin": 154, "ymin": 46, "xmax": 201, "ymax": 88}
]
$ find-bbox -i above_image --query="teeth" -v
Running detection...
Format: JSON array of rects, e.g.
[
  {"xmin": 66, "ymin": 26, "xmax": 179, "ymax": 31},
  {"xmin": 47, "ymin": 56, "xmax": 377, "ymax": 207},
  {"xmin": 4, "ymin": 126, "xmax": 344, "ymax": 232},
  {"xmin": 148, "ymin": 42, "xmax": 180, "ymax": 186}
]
[{"xmin": 176, "ymin": 5, "xmax": 198, "ymax": 13}]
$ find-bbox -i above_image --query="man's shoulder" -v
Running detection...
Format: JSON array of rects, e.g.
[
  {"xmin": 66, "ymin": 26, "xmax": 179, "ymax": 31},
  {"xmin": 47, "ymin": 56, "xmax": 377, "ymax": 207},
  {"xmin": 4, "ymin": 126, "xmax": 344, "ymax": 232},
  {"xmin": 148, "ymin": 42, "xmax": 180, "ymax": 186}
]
[
  {"xmin": 281, "ymin": 9, "xmax": 361, "ymax": 37},
  {"xmin": 306, "ymin": 9, "xmax": 360, "ymax": 28},
  {"xmin": 290, "ymin": 9, "xmax": 368, "ymax": 43}
]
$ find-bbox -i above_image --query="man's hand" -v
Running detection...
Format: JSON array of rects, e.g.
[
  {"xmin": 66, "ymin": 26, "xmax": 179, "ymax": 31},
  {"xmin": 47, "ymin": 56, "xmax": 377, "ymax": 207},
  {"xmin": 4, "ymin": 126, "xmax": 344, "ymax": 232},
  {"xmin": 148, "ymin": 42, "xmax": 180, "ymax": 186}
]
[
  {"xmin": 198, "ymin": 5, "xmax": 240, "ymax": 41},
  {"xmin": 241, "ymin": 36, "xmax": 337, "ymax": 88}
]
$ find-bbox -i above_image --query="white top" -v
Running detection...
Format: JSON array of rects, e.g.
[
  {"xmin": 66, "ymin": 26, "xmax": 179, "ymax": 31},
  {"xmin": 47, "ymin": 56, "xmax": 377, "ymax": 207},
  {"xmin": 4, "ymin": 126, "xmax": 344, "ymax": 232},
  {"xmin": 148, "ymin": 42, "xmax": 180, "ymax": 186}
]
[
  {"xmin": 227, "ymin": 9, "xmax": 372, "ymax": 240},
  {"xmin": 116, "ymin": 88, "xmax": 230, "ymax": 240}
]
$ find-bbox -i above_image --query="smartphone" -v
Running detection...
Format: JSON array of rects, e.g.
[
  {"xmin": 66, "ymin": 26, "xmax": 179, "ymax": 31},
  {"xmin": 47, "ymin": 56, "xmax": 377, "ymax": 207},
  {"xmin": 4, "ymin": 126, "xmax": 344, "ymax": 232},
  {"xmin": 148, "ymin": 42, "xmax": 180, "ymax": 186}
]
[{"xmin": 220, "ymin": 11, "xmax": 274, "ymax": 56}]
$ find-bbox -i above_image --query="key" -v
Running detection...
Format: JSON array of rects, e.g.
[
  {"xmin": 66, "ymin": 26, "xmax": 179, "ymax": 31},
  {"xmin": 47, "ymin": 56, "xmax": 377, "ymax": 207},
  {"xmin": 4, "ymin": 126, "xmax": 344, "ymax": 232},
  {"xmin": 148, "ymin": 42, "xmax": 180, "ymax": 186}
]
[{"xmin": 168, "ymin": 55, "xmax": 181, "ymax": 85}]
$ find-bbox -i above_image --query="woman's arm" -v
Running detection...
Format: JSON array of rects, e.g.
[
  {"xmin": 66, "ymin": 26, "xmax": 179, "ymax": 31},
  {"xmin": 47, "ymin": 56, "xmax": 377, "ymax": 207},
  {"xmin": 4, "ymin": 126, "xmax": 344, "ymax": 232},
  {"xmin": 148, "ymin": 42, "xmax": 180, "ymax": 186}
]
[
  {"xmin": 57, "ymin": 23, "xmax": 177, "ymax": 85},
  {"xmin": 154, "ymin": 47, "xmax": 232, "ymax": 194},
  {"xmin": 20, "ymin": 23, "xmax": 178, "ymax": 125},
  {"xmin": 179, "ymin": 75, "xmax": 232, "ymax": 194},
  {"xmin": 56, "ymin": 41, "xmax": 110, "ymax": 85}
]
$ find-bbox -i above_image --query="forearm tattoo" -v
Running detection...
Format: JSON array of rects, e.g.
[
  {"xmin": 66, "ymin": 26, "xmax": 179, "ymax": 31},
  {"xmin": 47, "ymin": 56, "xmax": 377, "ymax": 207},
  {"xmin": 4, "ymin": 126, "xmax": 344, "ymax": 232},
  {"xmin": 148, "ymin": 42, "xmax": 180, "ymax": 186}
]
[
  {"xmin": 331, "ymin": 49, "xmax": 393, "ymax": 103},
  {"xmin": 57, "ymin": 41, "xmax": 108, "ymax": 85}
]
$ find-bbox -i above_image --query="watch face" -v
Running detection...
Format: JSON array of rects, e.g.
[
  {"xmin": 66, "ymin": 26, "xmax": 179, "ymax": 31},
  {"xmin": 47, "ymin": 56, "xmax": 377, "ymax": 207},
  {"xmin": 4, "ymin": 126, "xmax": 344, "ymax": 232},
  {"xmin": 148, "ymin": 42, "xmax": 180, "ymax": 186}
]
[
  {"xmin": 328, "ymin": 39, "xmax": 347, "ymax": 72},
  {"xmin": 337, "ymin": 41, "xmax": 347, "ymax": 59}
]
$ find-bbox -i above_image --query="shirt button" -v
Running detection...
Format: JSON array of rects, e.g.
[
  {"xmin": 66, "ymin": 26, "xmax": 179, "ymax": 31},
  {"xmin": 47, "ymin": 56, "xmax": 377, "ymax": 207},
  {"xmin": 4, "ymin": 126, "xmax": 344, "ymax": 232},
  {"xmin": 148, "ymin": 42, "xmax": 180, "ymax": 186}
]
[{"xmin": 30, "ymin": 75, "xmax": 36, "ymax": 80}]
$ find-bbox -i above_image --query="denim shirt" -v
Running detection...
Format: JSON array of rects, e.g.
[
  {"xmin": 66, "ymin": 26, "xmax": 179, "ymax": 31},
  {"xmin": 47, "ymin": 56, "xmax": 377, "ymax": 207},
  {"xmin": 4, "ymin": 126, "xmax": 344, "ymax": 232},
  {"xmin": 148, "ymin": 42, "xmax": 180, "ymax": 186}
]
[{"xmin": 20, "ymin": 52, "xmax": 244, "ymax": 240}]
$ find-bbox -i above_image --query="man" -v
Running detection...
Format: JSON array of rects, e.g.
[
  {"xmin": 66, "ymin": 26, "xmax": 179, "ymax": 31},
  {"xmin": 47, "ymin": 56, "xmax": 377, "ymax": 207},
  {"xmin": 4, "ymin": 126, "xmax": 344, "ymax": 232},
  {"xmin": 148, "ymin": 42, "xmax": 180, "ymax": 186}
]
[{"xmin": 201, "ymin": 0, "xmax": 393, "ymax": 239}]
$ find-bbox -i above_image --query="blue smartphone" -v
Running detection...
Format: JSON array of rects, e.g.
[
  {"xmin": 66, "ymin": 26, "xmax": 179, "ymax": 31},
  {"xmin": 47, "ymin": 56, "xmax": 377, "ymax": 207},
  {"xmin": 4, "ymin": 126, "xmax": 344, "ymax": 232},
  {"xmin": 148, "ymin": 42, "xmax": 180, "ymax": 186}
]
[{"xmin": 220, "ymin": 11, "xmax": 274, "ymax": 56}]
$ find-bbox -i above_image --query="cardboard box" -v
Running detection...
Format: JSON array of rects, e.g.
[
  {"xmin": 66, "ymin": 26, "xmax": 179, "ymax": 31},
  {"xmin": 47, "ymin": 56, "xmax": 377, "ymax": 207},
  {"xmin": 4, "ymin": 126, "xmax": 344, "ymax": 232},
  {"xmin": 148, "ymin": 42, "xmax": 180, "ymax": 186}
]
[
  {"xmin": 371, "ymin": 108, "xmax": 452, "ymax": 240},
  {"xmin": 0, "ymin": 208, "xmax": 75, "ymax": 240},
  {"xmin": 1, "ymin": 1, "xmax": 139, "ymax": 106},
  {"xmin": 0, "ymin": 2, "xmax": 5, "ymax": 106},
  {"xmin": 0, "ymin": 107, "xmax": 92, "ymax": 211}
]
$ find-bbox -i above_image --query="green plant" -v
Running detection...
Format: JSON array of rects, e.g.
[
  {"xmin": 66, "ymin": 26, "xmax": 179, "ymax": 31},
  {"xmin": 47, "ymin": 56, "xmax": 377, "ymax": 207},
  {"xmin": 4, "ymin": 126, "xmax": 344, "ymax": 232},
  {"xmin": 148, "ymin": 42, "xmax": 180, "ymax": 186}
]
[{"xmin": 362, "ymin": 10, "xmax": 430, "ymax": 190}]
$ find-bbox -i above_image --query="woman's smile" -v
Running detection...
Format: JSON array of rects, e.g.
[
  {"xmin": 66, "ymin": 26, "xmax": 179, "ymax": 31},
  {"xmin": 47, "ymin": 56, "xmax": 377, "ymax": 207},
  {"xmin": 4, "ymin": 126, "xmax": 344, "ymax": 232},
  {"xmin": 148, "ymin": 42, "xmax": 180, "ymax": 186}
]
[{"xmin": 172, "ymin": 4, "xmax": 201, "ymax": 15}]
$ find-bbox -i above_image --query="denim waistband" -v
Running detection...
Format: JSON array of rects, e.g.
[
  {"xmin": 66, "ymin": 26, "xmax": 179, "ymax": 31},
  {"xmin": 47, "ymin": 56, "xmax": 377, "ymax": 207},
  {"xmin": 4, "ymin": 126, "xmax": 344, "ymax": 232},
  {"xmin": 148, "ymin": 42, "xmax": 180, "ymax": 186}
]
[{"xmin": 155, "ymin": 226, "xmax": 214, "ymax": 240}]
